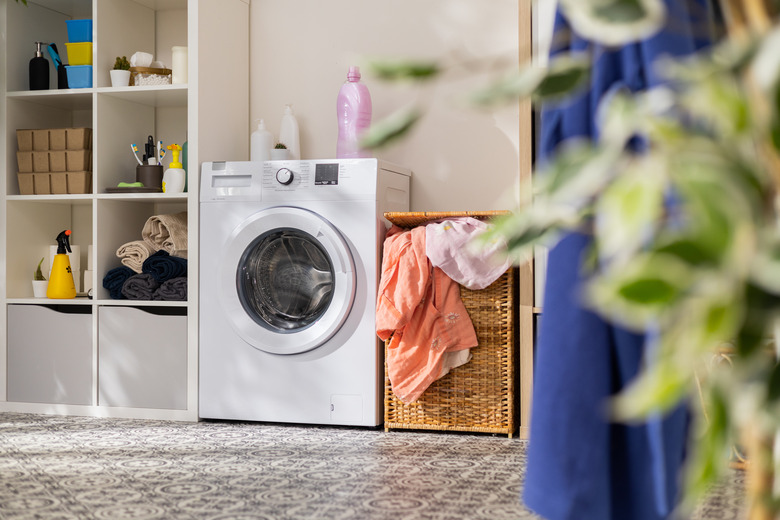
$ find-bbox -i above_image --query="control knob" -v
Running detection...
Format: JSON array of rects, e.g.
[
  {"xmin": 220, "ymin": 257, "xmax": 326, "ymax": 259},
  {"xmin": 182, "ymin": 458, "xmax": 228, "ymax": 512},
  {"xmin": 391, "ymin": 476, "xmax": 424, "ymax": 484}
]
[{"xmin": 275, "ymin": 168, "xmax": 294, "ymax": 185}]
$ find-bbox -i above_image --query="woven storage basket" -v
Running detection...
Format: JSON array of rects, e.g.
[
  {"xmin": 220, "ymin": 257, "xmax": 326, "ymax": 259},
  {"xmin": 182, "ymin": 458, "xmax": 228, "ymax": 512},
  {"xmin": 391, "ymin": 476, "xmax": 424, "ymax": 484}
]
[{"xmin": 383, "ymin": 211, "xmax": 518, "ymax": 437}]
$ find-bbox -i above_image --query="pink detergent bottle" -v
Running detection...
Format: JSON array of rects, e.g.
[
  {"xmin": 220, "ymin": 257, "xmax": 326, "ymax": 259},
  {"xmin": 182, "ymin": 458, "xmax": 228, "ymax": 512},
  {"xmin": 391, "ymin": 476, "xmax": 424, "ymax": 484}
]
[{"xmin": 336, "ymin": 66, "xmax": 372, "ymax": 158}]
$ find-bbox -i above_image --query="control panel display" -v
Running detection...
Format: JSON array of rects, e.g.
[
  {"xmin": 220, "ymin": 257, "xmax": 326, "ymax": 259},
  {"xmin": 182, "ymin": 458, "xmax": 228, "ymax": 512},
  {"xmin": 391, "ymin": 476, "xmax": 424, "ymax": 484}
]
[{"xmin": 314, "ymin": 163, "xmax": 339, "ymax": 185}]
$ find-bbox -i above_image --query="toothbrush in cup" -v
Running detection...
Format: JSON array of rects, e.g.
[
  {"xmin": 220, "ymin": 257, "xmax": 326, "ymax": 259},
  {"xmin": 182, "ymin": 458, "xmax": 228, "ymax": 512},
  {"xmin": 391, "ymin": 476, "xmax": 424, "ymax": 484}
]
[
  {"xmin": 158, "ymin": 140, "xmax": 165, "ymax": 164},
  {"xmin": 131, "ymin": 143, "xmax": 143, "ymax": 165}
]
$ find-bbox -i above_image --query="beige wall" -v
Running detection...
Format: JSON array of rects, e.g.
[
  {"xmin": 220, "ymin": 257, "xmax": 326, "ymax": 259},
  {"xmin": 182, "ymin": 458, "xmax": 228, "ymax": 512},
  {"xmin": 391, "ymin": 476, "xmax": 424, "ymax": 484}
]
[{"xmin": 249, "ymin": 0, "xmax": 522, "ymax": 211}]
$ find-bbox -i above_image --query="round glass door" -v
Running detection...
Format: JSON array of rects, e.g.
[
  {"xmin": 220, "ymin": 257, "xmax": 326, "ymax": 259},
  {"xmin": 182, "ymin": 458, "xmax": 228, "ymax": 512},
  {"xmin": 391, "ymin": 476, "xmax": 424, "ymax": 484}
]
[
  {"xmin": 220, "ymin": 206, "xmax": 356, "ymax": 355},
  {"xmin": 238, "ymin": 228, "xmax": 334, "ymax": 332}
]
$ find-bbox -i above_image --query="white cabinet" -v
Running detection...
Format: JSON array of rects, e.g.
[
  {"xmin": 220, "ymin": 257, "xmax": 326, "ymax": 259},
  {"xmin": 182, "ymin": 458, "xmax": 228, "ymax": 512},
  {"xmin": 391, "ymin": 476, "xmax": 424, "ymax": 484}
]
[
  {"xmin": 0, "ymin": 0, "xmax": 249, "ymax": 420},
  {"xmin": 7, "ymin": 304, "xmax": 93, "ymax": 405},
  {"xmin": 98, "ymin": 306, "xmax": 187, "ymax": 410}
]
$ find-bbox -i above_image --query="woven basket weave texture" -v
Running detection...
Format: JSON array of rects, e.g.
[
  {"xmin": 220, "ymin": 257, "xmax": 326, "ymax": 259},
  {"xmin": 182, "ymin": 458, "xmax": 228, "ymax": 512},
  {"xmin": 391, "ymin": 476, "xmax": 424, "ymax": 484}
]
[{"xmin": 383, "ymin": 211, "xmax": 518, "ymax": 436}]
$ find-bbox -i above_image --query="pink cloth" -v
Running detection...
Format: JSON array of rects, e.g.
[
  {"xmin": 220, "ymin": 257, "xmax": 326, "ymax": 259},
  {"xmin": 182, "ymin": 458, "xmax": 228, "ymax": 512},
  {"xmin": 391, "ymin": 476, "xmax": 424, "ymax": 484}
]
[
  {"xmin": 426, "ymin": 217, "xmax": 510, "ymax": 290},
  {"xmin": 376, "ymin": 225, "xmax": 477, "ymax": 403}
]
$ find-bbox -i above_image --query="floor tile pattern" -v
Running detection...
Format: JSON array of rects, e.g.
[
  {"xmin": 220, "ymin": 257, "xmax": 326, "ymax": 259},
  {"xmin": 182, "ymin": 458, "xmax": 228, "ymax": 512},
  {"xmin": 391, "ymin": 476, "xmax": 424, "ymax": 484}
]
[{"xmin": 0, "ymin": 413, "xmax": 744, "ymax": 519}]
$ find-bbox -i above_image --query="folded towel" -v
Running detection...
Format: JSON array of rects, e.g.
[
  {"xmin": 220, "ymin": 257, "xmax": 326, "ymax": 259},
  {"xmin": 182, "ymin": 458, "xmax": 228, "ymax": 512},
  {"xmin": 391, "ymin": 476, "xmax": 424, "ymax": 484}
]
[
  {"xmin": 116, "ymin": 240, "xmax": 156, "ymax": 273},
  {"xmin": 153, "ymin": 277, "xmax": 187, "ymax": 301},
  {"xmin": 121, "ymin": 273, "xmax": 159, "ymax": 300},
  {"xmin": 142, "ymin": 212, "xmax": 188, "ymax": 258},
  {"xmin": 142, "ymin": 250, "xmax": 188, "ymax": 283},
  {"xmin": 102, "ymin": 266, "xmax": 135, "ymax": 300}
]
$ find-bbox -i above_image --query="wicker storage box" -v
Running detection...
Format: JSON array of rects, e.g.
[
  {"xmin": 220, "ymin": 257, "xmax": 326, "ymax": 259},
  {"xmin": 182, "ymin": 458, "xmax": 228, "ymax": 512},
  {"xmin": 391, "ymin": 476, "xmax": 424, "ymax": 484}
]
[{"xmin": 382, "ymin": 211, "xmax": 519, "ymax": 437}]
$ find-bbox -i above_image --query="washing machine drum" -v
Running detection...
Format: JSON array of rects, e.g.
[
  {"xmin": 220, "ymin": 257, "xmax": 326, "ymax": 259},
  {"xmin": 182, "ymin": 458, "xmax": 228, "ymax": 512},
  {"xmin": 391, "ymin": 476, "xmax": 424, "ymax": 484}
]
[{"xmin": 221, "ymin": 207, "xmax": 356, "ymax": 355}]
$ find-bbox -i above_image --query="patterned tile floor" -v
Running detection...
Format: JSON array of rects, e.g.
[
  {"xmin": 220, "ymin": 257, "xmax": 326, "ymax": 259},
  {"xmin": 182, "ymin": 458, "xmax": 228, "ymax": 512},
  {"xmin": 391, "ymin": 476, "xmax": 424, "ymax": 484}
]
[{"xmin": 0, "ymin": 413, "xmax": 744, "ymax": 519}]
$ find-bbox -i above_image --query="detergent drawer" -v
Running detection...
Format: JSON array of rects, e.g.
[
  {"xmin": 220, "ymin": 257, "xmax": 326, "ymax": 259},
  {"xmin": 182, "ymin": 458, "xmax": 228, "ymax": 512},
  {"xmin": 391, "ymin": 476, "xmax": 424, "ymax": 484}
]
[
  {"xmin": 7, "ymin": 304, "xmax": 93, "ymax": 405},
  {"xmin": 98, "ymin": 306, "xmax": 187, "ymax": 410}
]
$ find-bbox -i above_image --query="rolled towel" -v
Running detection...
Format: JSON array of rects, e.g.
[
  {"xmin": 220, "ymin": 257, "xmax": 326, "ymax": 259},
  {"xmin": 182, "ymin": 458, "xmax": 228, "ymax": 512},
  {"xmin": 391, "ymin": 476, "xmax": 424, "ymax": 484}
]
[
  {"xmin": 121, "ymin": 273, "xmax": 159, "ymax": 300},
  {"xmin": 102, "ymin": 266, "xmax": 134, "ymax": 300},
  {"xmin": 116, "ymin": 240, "xmax": 155, "ymax": 273},
  {"xmin": 142, "ymin": 212, "xmax": 188, "ymax": 258},
  {"xmin": 142, "ymin": 250, "xmax": 187, "ymax": 283},
  {"xmin": 153, "ymin": 277, "xmax": 187, "ymax": 301}
]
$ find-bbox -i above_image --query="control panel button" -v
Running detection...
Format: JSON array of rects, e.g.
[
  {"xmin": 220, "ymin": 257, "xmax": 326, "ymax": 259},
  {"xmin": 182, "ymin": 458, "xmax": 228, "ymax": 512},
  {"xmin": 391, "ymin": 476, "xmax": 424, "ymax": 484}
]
[{"xmin": 275, "ymin": 168, "xmax": 294, "ymax": 185}]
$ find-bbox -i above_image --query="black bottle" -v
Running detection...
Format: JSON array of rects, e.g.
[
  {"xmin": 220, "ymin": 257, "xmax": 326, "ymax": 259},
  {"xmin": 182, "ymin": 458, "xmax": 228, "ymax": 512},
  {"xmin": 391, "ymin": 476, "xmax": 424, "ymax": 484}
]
[{"xmin": 29, "ymin": 41, "xmax": 49, "ymax": 90}]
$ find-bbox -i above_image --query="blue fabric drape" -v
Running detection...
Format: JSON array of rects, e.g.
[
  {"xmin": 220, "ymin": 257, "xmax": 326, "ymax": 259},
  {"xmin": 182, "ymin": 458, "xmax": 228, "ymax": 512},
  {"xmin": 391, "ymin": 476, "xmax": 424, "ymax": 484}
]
[{"xmin": 523, "ymin": 2, "xmax": 715, "ymax": 519}]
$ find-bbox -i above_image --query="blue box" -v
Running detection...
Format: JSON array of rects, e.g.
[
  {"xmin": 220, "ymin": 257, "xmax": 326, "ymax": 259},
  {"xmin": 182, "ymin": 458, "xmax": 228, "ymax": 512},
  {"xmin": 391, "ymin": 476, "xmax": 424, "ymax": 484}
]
[
  {"xmin": 66, "ymin": 19, "xmax": 92, "ymax": 43},
  {"xmin": 65, "ymin": 65, "xmax": 92, "ymax": 88}
]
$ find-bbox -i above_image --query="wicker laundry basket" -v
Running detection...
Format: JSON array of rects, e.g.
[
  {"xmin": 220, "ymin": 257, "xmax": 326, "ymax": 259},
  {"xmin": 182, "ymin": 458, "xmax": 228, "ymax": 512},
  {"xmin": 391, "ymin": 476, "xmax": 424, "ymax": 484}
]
[{"xmin": 382, "ymin": 211, "xmax": 519, "ymax": 437}]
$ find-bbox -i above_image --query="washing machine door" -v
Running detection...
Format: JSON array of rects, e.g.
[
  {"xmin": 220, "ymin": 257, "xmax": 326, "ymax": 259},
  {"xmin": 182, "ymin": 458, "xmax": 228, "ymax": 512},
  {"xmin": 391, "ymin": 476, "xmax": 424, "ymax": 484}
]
[{"xmin": 221, "ymin": 206, "xmax": 356, "ymax": 355}]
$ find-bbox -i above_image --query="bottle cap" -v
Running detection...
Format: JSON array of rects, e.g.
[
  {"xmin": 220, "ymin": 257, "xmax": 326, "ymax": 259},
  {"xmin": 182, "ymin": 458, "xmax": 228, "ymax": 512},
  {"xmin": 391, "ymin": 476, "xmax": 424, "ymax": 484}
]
[{"xmin": 347, "ymin": 66, "xmax": 361, "ymax": 81}]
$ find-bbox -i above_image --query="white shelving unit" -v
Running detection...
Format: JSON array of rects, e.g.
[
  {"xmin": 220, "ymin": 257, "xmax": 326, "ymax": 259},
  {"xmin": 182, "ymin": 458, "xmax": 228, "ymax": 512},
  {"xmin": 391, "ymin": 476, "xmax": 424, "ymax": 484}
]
[{"xmin": 0, "ymin": 0, "xmax": 249, "ymax": 420}]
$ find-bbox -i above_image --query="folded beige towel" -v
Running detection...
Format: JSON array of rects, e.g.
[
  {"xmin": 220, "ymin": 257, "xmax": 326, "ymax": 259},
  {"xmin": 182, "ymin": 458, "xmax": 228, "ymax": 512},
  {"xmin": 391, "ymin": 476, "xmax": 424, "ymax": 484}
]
[
  {"xmin": 142, "ymin": 212, "xmax": 188, "ymax": 258},
  {"xmin": 116, "ymin": 240, "xmax": 155, "ymax": 273}
]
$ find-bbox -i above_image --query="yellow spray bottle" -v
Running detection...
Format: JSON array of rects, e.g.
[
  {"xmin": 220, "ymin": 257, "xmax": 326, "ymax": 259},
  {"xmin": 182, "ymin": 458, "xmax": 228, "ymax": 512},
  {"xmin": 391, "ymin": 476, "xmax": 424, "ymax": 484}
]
[{"xmin": 47, "ymin": 229, "xmax": 76, "ymax": 299}]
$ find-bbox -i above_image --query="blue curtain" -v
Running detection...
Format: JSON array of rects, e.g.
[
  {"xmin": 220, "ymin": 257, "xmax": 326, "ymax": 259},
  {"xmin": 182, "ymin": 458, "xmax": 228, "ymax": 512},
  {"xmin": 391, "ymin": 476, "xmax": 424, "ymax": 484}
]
[{"xmin": 523, "ymin": 2, "xmax": 716, "ymax": 519}]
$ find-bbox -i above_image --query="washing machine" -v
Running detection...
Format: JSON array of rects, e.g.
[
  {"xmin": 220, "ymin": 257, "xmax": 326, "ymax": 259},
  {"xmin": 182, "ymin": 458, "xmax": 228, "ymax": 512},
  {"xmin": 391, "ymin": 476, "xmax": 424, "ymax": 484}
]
[{"xmin": 199, "ymin": 159, "xmax": 410, "ymax": 426}]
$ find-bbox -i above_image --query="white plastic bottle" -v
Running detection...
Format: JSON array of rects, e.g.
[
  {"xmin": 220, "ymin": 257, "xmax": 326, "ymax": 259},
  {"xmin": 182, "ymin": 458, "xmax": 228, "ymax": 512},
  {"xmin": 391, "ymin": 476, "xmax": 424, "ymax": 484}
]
[
  {"xmin": 279, "ymin": 105, "xmax": 300, "ymax": 160},
  {"xmin": 337, "ymin": 66, "xmax": 372, "ymax": 159},
  {"xmin": 250, "ymin": 119, "xmax": 273, "ymax": 162}
]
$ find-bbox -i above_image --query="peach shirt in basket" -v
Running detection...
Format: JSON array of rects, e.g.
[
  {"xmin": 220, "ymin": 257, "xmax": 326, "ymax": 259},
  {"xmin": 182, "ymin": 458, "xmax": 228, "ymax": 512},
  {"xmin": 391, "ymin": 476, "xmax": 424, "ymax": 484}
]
[{"xmin": 375, "ymin": 225, "xmax": 477, "ymax": 403}]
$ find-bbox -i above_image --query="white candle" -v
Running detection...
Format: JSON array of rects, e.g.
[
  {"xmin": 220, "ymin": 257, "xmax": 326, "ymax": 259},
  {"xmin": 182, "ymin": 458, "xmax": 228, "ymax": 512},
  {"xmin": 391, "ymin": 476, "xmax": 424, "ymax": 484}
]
[{"xmin": 171, "ymin": 46, "xmax": 188, "ymax": 84}]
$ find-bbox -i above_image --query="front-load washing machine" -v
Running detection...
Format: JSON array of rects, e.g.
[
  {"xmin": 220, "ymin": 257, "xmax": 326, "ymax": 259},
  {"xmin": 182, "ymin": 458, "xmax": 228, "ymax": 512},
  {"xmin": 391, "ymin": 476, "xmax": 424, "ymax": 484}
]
[{"xmin": 199, "ymin": 159, "xmax": 410, "ymax": 426}]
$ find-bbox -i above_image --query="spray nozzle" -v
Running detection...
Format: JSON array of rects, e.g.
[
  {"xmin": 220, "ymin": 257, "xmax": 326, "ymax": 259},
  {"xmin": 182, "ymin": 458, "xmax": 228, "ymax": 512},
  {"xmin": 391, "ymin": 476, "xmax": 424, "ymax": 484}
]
[{"xmin": 56, "ymin": 230, "xmax": 72, "ymax": 254}]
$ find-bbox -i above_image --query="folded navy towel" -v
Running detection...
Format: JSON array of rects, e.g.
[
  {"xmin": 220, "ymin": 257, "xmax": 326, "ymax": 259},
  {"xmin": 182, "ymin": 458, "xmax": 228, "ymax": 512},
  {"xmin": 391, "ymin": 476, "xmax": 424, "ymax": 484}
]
[
  {"xmin": 153, "ymin": 277, "xmax": 187, "ymax": 301},
  {"xmin": 142, "ymin": 250, "xmax": 188, "ymax": 283},
  {"xmin": 102, "ymin": 266, "xmax": 135, "ymax": 300},
  {"xmin": 121, "ymin": 273, "xmax": 160, "ymax": 300}
]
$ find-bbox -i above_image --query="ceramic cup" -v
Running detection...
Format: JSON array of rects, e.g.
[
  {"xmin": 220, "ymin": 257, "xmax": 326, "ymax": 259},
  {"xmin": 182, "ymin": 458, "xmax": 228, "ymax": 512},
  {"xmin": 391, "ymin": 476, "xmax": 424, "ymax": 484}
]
[{"xmin": 136, "ymin": 164, "xmax": 163, "ymax": 190}]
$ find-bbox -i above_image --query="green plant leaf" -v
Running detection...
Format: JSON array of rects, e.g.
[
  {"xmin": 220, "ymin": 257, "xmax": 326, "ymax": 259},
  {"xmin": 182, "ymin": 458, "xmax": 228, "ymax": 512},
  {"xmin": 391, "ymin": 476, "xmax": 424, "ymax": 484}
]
[
  {"xmin": 587, "ymin": 253, "xmax": 691, "ymax": 329},
  {"xmin": 654, "ymin": 238, "xmax": 717, "ymax": 266},
  {"xmin": 535, "ymin": 54, "xmax": 591, "ymax": 100},
  {"xmin": 767, "ymin": 362, "xmax": 780, "ymax": 403},
  {"xmin": 360, "ymin": 108, "xmax": 422, "ymax": 150},
  {"xmin": 481, "ymin": 208, "xmax": 572, "ymax": 265},
  {"xmin": 34, "ymin": 257, "xmax": 46, "ymax": 281},
  {"xmin": 368, "ymin": 60, "xmax": 440, "ymax": 81},
  {"xmin": 594, "ymin": 156, "xmax": 665, "ymax": 262},
  {"xmin": 471, "ymin": 53, "xmax": 590, "ymax": 107},
  {"xmin": 682, "ymin": 384, "xmax": 731, "ymax": 512},
  {"xmin": 560, "ymin": 0, "xmax": 666, "ymax": 46},
  {"xmin": 535, "ymin": 140, "xmax": 620, "ymax": 209},
  {"xmin": 610, "ymin": 357, "xmax": 690, "ymax": 420}
]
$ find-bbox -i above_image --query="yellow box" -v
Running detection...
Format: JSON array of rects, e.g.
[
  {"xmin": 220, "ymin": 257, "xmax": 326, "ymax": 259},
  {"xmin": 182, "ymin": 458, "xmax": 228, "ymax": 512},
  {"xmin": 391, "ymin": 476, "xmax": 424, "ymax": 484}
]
[{"xmin": 65, "ymin": 42, "xmax": 92, "ymax": 66}]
